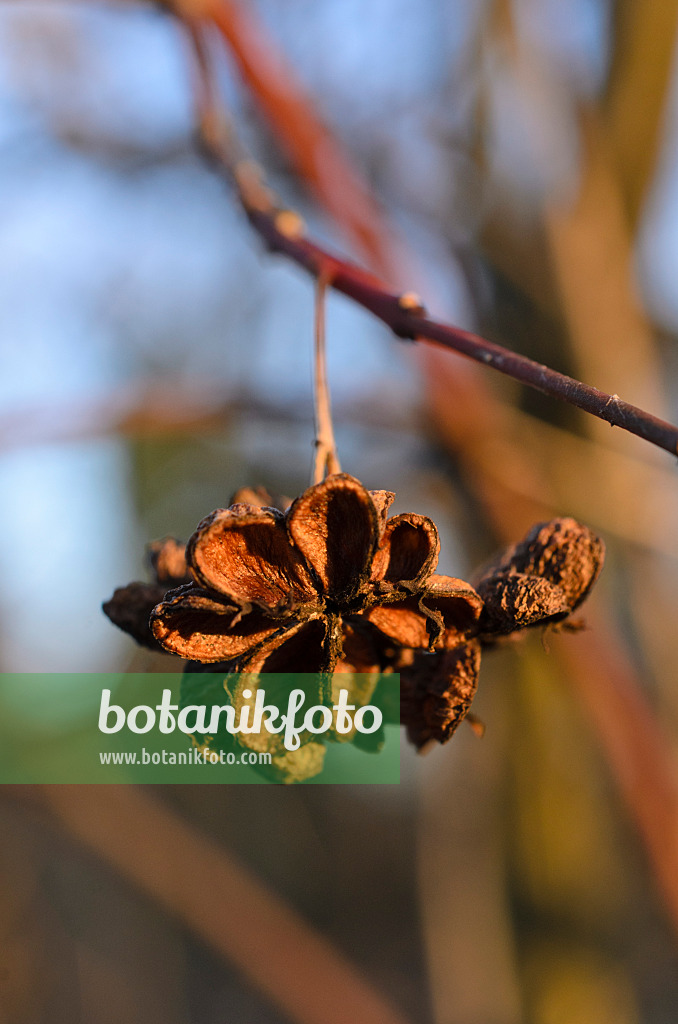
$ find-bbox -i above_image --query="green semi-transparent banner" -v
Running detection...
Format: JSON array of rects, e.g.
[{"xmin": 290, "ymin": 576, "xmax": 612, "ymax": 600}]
[{"xmin": 0, "ymin": 672, "xmax": 400, "ymax": 784}]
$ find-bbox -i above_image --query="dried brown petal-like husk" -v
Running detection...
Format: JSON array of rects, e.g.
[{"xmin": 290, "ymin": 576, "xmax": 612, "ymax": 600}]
[
  {"xmin": 368, "ymin": 489, "xmax": 396, "ymax": 532},
  {"xmin": 286, "ymin": 473, "xmax": 379, "ymax": 601},
  {"xmin": 336, "ymin": 618, "xmax": 384, "ymax": 673},
  {"xmin": 361, "ymin": 596, "xmax": 437, "ymax": 649},
  {"xmin": 371, "ymin": 512, "xmax": 440, "ymax": 586},
  {"xmin": 239, "ymin": 615, "xmax": 339, "ymax": 673},
  {"xmin": 421, "ymin": 574, "xmax": 484, "ymax": 647},
  {"xmin": 103, "ymin": 582, "xmax": 168, "ymax": 650},
  {"xmin": 150, "ymin": 585, "xmax": 280, "ymax": 663},
  {"xmin": 188, "ymin": 506, "xmax": 318, "ymax": 610},
  {"xmin": 400, "ymin": 641, "xmax": 481, "ymax": 749}
]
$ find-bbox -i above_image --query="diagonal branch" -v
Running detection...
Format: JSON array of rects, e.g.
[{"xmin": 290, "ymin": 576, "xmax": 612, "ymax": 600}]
[
  {"xmin": 244, "ymin": 207, "xmax": 678, "ymax": 457},
  {"xmin": 182, "ymin": 15, "xmax": 678, "ymax": 461}
]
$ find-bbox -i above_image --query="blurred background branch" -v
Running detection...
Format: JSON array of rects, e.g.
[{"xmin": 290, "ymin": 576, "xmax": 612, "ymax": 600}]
[{"xmin": 8, "ymin": 785, "xmax": 412, "ymax": 1024}]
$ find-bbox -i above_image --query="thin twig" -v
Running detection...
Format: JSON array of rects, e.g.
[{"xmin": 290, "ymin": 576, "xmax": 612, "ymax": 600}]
[
  {"xmin": 312, "ymin": 269, "xmax": 341, "ymax": 483},
  {"xmin": 182, "ymin": 16, "xmax": 678, "ymax": 461}
]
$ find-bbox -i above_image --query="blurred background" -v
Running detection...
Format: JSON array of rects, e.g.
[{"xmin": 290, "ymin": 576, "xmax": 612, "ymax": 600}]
[{"xmin": 2, "ymin": 0, "xmax": 678, "ymax": 1021}]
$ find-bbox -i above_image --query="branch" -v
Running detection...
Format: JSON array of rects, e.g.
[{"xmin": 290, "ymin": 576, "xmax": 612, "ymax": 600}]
[
  {"xmin": 182, "ymin": 17, "xmax": 678, "ymax": 461},
  {"xmin": 247, "ymin": 208, "xmax": 678, "ymax": 456}
]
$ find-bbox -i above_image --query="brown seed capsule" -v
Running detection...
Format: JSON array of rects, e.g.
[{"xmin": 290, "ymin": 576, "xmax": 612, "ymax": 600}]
[
  {"xmin": 476, "ymin": 571, "xmax": 571, "ymax": 636},
  {"xmin": 103, "ymin": 535, "xmax": 189, "ymax": 649},
  {"xmin": 102, "ymin": 484, "xmax": 605, "ymax": 763},
  {"xmin": 475, "ymin": 518, "xmax": 604, "ymax": 637},
  {"xmin": 102, "ymin": 582, "xmax": 169, "ymax": 651},
  {"xmin": 400, "ymin": 641, "xmax": 481, "ymax": 749},
  {"xmin": 149, "ymin": 474, "xmax": 483, "ymax": 672}
]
